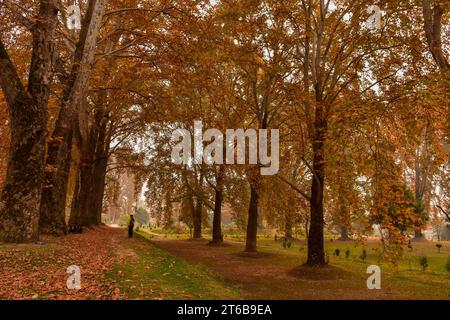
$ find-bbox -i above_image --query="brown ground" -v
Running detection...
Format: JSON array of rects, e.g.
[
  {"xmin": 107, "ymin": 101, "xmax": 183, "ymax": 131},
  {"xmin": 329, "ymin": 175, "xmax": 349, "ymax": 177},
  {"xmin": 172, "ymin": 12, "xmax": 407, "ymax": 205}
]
[
  {"xmin": 0, "ymin": 226, "xmax": 126, "ymax": 299},
  {"xmin": 151, "ymin": 237, "xmax": 405, "ymax": 299}
]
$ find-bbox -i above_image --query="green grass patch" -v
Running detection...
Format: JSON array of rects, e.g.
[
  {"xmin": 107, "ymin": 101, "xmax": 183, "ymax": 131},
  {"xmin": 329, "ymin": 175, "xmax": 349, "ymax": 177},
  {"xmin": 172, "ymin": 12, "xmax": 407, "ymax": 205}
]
[
  {"xmin": 145, "ymin": 232, "xmax": 450, "ymax": 299},
  {"xmin": 105, "ymin": 232, "xmax": 241, "ymax": 300}
]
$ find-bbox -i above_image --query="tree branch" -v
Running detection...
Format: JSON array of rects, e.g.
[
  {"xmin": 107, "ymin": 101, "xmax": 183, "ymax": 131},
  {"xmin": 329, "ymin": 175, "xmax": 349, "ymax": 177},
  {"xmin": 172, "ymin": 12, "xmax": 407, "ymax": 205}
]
[
  {"xmin": 0, "ymin": 36, "xmax": 26, "ymax": 108},
  {"xmin": 436, "ymin": 205, "xmax": 450, "ymax": 222},
  {"xmin": 276, "ymin": 174, "xmax": 311, "ymax": 201}
]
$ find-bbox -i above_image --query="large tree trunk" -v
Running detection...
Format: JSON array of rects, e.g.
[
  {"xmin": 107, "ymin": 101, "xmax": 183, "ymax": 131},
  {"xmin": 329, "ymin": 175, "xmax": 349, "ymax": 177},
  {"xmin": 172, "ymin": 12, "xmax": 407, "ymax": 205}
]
[
  {"xmin": 69, "ymin": 109, "xmax": 107, "ymax": 226},
  {"xmin": 245, "ymin": 182, "xmax": 259, "ymax": 252},
  {"xmin": 69, "ymin": 50, "xmax": 113, "ymax": 227},
  {"xmin": 39, "ymin": 0, "xmax": 106, "ymax": 234},
  {"xmin": 84, "ymin": 71, "xmax": 112, "ymax": 224},
  {"xmin": 0, "ymin": 0, "xmax": 58, "ymax": 242},
  {"xmin": 210, "ymin": 166, "xmax": 225, "ymax": 245},
  {"xmin": 39, "ymin": 130, "xmax": 72, "ymax": 234},
  {"xmin": 0, "ymin": 94, "xmax": 48, "ymax": 242},
  {"xmin": 89, "ymin": 137, "xmax": 109, "ymax": 223},
  {"xmin": 306, "ymin": 115, "xmax": 327, "ymax": 266},
  {"xmin": 339, "ymin": 226, "xmax": 349, "ymax": 241},
  {"xmin": 84, "ymin": 110, "xmax": 110, "ymax": 225},
  {"xmin": 69, "ymin": 159, "xmax": 92, "ymax": 226}
]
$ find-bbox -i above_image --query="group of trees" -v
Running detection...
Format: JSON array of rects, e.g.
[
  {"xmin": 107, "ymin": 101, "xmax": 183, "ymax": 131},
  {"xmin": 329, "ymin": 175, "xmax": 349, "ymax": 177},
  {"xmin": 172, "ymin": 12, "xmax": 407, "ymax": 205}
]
[
  {"xmin": 0, "ymin": 0, "xmax": 167, "ymax": 240},
  {"xmin": 0, "ymin": 0, "xmax": 448, "ymax": 266}
]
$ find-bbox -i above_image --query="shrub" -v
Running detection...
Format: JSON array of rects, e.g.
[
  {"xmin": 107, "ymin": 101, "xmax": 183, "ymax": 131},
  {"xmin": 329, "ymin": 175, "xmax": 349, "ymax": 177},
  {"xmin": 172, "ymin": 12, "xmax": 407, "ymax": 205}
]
[
  {"xmin": 345, "ymin": 249, "xmax": 350, "ymax": 259},
  {"xmin": 360, "ymin": 249, "xmax": 367, "ymax": 263},
  {"xmin": 334, "ymin": 248, "xmax": 340, "ymax": 257},
  {"xmin": 419, "ymin": 256, "xmax": 428, "ymax": 272},
  {"xmin": 436, "ymin": 243, "xmax": 443, "ymax": 253}
]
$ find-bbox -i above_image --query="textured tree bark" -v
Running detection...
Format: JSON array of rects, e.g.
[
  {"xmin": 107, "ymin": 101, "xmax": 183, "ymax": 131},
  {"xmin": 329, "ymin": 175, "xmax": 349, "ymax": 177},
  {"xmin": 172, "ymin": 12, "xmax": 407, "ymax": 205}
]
[
  {"xmin": 210, "ymin": 166, "xmax": 225, "ymax": 245},
  {"xmin": 89, "ymin": 126, "xmax": 110, "ymax": 224},
  {"xmin": 69, "ymin": 112, "xmax": 104, "ymax": 226},
  {"xmin": 80, "ymin": 111, "xmax": 110, "ymax": 225},
  {"xmin": 245, "ymin": 182, "xmax": 259, "ymax": 252},
  {"xmin": 306, "ymin": 111, "xmax": 327, "ymax": 266},
  {"xmin": 39, "ymin": 0, "xmax": 106, "ymax": 234},
  {"xmin": 39, "ymin": 130, "xmax": 72, "ymax": 235},
  {"xmin": 69, "ymin": 42, "xmax": 114, "ymax": 227},
  {"xmin": 69, "ymin": 157, "xmax": 97, "ymax": 226},
  {"xmin": 422, "ymin": 1, "xmax": 449, "ymax": 71},
  {"xmin": 0, "ymin": 0, "xmax": 58, "ymax": 242},
  {"xmin": 91, "ymin": 155, "xmax": 108, "ymax": 222}
]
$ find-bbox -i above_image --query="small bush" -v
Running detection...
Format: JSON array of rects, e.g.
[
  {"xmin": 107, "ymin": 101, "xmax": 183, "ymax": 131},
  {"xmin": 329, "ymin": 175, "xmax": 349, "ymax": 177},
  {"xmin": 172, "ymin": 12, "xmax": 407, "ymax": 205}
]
[
  {"xmin": 334, "ymin": 248, "xmax": 340, "ymax": 257},
  {"xmin": 419, "ymin": 256, "xmax": 428, "ymax": 272},
  {"xmin": 345, "ymin": 249, "xmax": 350, "ymax": 259},
  {"xmin": 436, "ymin": 243, "xmax": 443, "ymax": 253}
]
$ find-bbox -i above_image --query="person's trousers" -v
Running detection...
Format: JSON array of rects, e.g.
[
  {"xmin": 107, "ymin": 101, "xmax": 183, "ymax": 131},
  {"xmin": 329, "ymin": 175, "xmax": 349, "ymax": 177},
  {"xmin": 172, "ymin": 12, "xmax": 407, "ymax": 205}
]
[{"xmin": 128, "ymin": 227, "xmax": 133, "ymax": 238}]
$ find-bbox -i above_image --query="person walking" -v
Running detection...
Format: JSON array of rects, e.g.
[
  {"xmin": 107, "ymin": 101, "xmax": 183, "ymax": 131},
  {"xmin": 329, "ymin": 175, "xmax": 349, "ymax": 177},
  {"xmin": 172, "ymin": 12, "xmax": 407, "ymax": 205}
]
[{"xmin": 128, "ymin": 214, "xmax": 135, "ymax": 238}]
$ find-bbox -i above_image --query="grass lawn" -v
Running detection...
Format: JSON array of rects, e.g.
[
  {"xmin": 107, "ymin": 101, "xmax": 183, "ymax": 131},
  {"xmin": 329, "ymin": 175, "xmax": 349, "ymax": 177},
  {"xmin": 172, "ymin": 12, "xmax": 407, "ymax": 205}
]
[
  {"xmin": 142, "ymin": 227, "xmax": 450, "ymax": 299},
  {"xmin": 105, "ymin": 231, "xmax": 240, "ymax": 299},
  {"xmin": 3, "ymin": 226, "xmax": 445, "ymax": 300}
]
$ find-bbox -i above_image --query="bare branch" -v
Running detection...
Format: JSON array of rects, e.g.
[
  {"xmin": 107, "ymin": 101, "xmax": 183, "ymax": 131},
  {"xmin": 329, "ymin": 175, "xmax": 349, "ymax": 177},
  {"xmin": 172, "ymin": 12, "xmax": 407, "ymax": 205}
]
[{"xmin": 276, "ymin": 174, "xmax": 311, "ymax": 201}]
